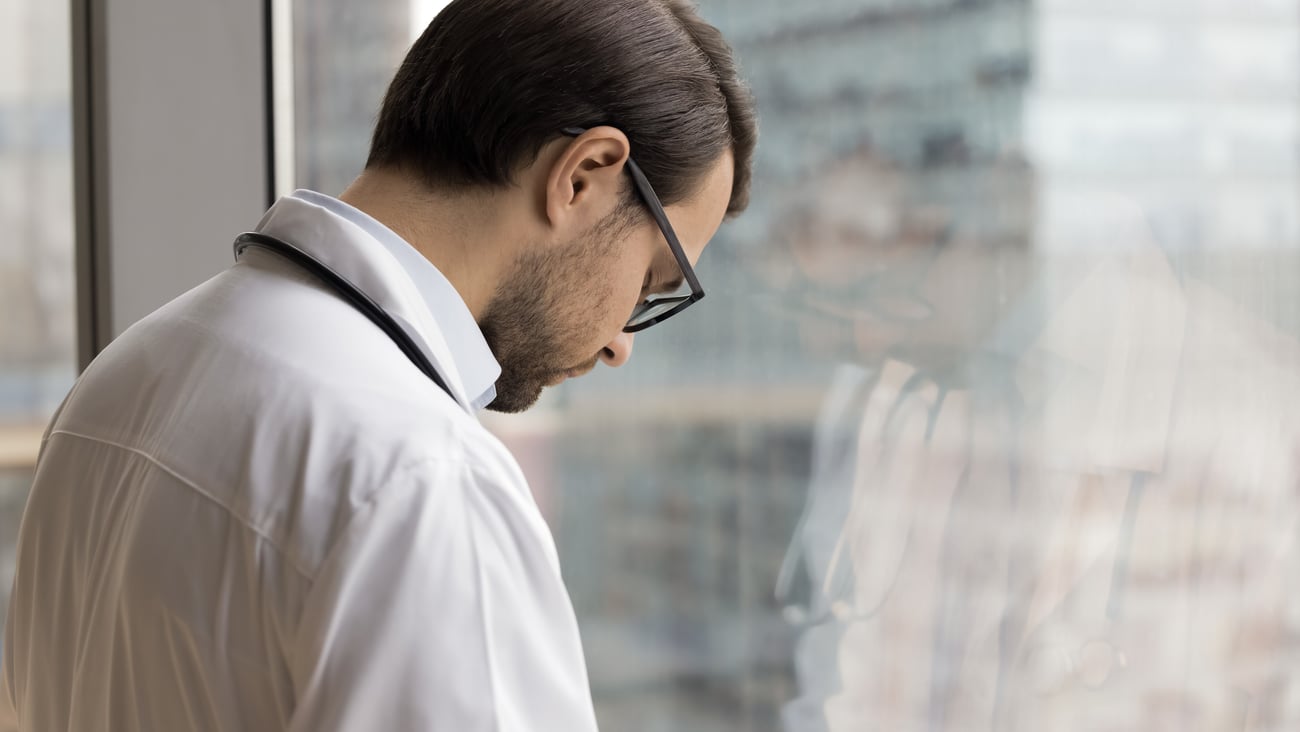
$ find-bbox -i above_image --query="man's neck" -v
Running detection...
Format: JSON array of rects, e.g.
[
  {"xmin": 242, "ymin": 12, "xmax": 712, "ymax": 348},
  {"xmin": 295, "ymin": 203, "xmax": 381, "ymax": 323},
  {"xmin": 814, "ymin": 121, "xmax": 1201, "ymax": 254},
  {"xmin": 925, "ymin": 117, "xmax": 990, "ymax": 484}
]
[{"xmin": 338, "ymin": 169, "xmax": 507, "ymax": 321}]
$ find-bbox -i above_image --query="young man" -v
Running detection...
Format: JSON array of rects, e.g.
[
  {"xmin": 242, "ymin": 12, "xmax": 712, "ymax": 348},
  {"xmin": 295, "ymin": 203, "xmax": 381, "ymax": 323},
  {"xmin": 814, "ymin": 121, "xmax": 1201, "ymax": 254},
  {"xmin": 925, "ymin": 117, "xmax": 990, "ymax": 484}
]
[{"xmin": 0, "ymin": 0, "xmax": 756, "ymax": 729}]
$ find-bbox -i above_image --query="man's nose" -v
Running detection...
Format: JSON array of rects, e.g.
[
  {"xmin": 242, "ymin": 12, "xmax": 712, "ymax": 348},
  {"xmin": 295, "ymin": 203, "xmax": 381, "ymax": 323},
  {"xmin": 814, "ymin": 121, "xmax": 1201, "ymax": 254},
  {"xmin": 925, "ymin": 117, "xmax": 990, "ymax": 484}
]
[{"xmin": 599, "ymin": 332, "xmax": 635, "ymax": 368}]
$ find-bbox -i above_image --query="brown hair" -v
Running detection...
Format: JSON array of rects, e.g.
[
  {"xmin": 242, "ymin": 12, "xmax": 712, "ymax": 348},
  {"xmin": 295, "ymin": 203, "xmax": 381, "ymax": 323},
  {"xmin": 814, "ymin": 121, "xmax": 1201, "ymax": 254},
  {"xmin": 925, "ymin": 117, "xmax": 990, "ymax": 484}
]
[{"xmin": 366, "ymin": 0, "xmax": 756, "ymax": 215}]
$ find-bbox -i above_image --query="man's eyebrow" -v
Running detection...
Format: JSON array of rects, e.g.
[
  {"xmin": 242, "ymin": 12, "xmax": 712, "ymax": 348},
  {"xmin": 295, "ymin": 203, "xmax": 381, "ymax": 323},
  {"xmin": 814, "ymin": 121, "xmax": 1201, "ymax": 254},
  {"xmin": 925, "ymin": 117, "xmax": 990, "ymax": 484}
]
[{"xmin": 655, "ymin": 276, "xmax": 685, "ymax": 295}]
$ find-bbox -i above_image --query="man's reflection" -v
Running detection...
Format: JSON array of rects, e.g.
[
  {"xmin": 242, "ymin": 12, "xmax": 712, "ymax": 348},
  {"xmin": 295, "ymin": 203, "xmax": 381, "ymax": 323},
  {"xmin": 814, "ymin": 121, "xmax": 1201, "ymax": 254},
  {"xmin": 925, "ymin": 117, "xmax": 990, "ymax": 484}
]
[{"xmin": 774, "ymin": 150, "xmax": 1300, "ymax": 731}]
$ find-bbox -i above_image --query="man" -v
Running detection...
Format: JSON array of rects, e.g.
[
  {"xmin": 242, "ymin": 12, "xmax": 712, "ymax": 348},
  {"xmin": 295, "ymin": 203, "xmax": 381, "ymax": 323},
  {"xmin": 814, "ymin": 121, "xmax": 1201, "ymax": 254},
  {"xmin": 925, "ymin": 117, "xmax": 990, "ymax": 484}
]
[{"xmin": 0, "ymin": 0, "xmax": 756, "ymax": 728}]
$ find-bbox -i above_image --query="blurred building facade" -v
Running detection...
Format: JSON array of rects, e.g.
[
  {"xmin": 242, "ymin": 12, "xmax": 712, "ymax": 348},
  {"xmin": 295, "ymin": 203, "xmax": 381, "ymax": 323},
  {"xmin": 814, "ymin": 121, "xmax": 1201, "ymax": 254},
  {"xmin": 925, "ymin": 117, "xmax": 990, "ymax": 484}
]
[
  {"xmin": 292, "ymin": 0, "xmax": 411, "ymax": 196},
  {"xmin": 0, "ymin": 0, "xmax": 75, "ymax": 421},
  {"xmin": 0, "ymin": 0, "xmax": 75, "ymax": 653},
  {"xmin": 1028, "ymin": 0, "xmax": 1300, "ymax": 254}
]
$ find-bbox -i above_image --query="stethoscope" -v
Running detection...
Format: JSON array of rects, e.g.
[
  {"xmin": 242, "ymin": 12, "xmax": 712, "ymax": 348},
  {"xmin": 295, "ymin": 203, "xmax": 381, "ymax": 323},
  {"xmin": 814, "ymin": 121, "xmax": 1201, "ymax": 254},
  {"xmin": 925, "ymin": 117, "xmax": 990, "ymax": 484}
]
[
  {"xmin": 232, "ymin": 231, "xmax": 454, "ymax": 401},
  {"xmin": 774, "ymin": 364, "xmax": 1149, "ymax": 704},
  {"xmin": 773, "ymin": 365, "xmax": 965, "ymax": 628},
  {"xmin": 764, "ymin": 361, "xmax": 1144, "ymax": 624}
]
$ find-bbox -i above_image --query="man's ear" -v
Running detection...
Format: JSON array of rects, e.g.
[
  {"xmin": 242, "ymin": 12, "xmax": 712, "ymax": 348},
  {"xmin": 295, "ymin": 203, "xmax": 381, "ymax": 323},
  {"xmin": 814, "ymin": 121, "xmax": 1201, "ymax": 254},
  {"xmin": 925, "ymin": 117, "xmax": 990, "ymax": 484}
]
[{"xmin": 544, "ymin": 126, "xmax": 631, "ymax": 233}]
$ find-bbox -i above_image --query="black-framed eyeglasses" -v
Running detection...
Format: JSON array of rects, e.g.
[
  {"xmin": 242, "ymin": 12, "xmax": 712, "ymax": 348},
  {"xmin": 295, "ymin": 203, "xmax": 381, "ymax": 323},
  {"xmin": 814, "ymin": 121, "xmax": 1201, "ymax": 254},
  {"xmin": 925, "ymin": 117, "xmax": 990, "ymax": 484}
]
[{"xmin": 562, "ymin": 127, "xmax": 704, "ymax": 333}]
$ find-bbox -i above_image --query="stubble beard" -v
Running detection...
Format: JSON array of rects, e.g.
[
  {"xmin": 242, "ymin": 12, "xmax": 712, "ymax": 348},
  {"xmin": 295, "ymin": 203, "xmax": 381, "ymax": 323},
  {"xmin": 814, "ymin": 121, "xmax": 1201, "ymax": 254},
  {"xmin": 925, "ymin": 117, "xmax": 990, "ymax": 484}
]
[{"xmin": 480, "ymin": 209, "xmax": 632, "ymax": 413}]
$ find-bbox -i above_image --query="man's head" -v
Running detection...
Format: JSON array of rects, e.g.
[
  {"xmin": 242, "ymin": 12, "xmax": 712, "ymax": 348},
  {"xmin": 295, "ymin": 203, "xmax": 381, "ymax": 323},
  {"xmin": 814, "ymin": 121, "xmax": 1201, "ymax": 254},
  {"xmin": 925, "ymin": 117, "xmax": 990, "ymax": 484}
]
[{"xmin": 360, "ymin": 0, "xmax": 756, "ymax": 412}]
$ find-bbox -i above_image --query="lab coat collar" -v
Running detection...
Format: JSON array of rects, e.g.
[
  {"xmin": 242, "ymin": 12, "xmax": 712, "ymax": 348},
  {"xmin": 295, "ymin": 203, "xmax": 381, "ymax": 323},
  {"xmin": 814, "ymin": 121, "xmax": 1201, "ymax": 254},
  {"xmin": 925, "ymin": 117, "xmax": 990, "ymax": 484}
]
[
  {"xmin": 286, "ymin": 190, "xmax": 501, "ymax": 410},
  {"xmin": 248, "ymin": 193, "xmax": 502, "ymax": 414}
]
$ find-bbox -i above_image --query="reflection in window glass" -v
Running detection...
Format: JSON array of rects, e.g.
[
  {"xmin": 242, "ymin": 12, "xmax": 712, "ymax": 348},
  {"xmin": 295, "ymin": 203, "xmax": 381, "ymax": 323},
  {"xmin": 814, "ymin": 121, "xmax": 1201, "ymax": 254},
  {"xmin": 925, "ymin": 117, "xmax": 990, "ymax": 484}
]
[
  {"xmin": 294, "ymin": 1, "xmax": 1300, "ymax": 729},
  {"xmin": 0, "ymin": 0, "xmax": 75, "ymax": 636}
]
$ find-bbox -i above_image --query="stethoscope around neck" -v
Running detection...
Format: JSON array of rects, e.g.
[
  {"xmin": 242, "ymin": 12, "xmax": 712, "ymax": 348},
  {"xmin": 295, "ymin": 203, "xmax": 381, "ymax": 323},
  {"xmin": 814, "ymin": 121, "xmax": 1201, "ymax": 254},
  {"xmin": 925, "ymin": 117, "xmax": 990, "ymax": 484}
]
[{"xmin": 233, "ymin": 231, "xmax": 455, "ymax": 401}]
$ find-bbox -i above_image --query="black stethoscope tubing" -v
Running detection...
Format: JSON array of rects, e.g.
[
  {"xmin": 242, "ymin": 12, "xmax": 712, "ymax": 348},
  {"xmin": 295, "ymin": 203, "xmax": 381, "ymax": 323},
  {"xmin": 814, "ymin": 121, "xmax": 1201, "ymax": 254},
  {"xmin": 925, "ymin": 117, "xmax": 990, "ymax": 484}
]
[
  {"xmin": 776, "ymin": 367, "xmax": 1144, "ymax": 633},
  {"xmin": 233, "ymin": 231, "xmax": 454, "ymax": 401}
]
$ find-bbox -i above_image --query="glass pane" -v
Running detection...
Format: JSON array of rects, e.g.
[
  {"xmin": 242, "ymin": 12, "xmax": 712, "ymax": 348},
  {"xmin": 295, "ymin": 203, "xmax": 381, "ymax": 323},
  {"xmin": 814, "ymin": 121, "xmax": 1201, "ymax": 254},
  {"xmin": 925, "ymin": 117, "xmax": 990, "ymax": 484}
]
[
  {"xmin": 292, "ymin": 1, "xmax": 444, "ymax": 194},
  {"xmin": 0, "ymin": 0, "xmax": 75, "ymax": 642},
  {"xmin": 630, "ymin": 297, "xmax": 690, "ymax": 328},
  {"xmin": 293, "ymin": 1, "xmax": 1300, "ymax": 729}
]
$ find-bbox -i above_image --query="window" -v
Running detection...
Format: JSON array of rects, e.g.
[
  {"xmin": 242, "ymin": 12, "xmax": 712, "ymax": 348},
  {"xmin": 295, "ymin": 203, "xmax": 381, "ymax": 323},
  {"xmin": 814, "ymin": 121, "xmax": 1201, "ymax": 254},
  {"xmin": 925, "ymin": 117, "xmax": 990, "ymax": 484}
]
[
  {"xmin": 0, "ymin": 0, "xmax": 75, "ymax": 636},
  {"xmin": 292, "ymin": 1, "xmax": 1300, "ymax": 729}
]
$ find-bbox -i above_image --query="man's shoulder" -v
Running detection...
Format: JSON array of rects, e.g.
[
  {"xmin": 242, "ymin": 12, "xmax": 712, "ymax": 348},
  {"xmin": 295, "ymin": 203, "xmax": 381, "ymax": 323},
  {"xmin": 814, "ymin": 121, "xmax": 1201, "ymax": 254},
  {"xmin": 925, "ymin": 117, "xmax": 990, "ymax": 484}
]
[{"xmin": 62, "ymin": 263, "xmax": 515, "ymax": 580}]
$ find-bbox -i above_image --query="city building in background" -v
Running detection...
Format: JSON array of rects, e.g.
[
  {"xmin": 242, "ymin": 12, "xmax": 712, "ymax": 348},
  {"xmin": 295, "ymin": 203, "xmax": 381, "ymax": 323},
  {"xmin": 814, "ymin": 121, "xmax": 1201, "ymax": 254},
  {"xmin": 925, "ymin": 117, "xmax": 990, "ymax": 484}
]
[
  {"xmin": 0, "ymin": 0, "xmax": 75, "ymax": 426},
  {"xmin": 292, "ymin": 0, "xmax": 411, "ymax": 196},
  {"xmin": 1029, "ymin": 0, "xmax": 1300, "ymax": 254},
  {"xmin": 0, "ymin": 0, "xmax": 75, "ymax": 629}
]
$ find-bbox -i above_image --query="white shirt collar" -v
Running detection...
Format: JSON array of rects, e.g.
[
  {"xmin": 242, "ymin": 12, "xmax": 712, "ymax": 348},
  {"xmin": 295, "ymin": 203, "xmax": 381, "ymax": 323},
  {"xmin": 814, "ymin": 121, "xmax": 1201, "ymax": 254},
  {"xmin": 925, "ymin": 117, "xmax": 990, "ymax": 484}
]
[{"xmin": 284, "ymin": 189, "xmax": 501, "ymax": 410}]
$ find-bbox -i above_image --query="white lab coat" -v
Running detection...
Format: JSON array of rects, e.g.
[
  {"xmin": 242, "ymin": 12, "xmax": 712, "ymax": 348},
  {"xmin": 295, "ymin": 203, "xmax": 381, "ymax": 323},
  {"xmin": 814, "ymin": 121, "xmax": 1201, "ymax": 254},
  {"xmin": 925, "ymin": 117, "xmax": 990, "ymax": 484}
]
[{"xmin": 0, "ymin": 194, "xmax": 601, "ymax": 731}]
